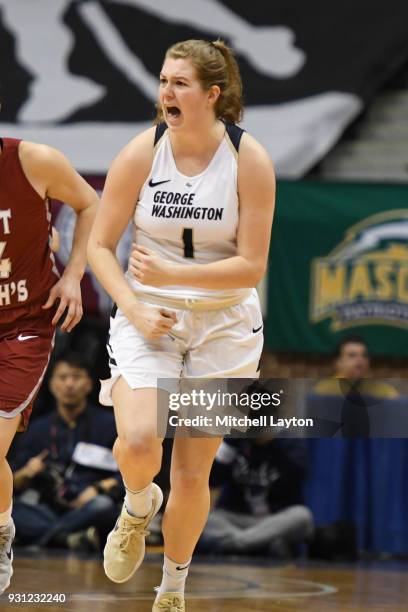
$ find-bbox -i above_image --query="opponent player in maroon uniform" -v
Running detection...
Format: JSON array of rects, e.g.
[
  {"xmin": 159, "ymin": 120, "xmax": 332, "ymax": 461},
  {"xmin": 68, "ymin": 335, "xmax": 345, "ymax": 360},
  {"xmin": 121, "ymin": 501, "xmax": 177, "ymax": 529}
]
[{"xmin": 0, "ymin": 138, "xmax": 98, "ymax": 593}]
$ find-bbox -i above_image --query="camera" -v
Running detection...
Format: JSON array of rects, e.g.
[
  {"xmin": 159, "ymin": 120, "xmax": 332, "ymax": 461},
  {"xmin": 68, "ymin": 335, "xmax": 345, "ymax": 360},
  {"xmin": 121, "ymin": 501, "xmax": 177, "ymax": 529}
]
[{"xmin": 33, "ymin": 460, "xmax": 71, "ymax": 510}]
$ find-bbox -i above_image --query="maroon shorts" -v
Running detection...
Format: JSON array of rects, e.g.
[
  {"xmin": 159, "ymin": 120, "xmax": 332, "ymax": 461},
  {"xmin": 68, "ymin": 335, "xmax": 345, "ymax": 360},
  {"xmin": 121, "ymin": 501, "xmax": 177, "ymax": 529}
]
[{"xmin": 0, "ymin": 301, "xmax": 55, "ymax": 431}]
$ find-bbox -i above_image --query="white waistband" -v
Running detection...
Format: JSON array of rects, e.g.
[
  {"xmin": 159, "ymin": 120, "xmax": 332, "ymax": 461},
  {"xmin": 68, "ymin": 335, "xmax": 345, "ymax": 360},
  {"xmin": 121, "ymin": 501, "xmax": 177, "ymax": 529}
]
[{"xmin": 133, "ymin": 289, "xmax": 252, "ymax": 311}]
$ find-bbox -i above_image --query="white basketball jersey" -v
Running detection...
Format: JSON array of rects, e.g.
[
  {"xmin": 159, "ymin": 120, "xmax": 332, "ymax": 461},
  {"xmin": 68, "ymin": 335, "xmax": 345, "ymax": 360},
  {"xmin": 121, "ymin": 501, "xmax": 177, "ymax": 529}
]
[{"xmin": 127, "ymin": 123, "xmax": 248, "ymax": 302}]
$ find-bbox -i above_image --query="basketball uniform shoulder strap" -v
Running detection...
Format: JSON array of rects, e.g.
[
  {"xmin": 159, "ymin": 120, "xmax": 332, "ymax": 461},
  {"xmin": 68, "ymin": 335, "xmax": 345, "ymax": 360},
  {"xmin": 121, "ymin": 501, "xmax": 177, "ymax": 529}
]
[
  {"xmin": 225, "ymin": 123, "xmax": 245, "ymax": 153},
  {"xmin": 154, "ymin": 122, "xmax": 168, "ymax": 147}
]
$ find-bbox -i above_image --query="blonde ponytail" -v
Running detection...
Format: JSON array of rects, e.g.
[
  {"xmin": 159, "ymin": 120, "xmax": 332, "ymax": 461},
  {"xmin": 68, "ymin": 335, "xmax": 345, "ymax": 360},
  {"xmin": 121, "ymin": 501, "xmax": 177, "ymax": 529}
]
[{"xmin": 210, "ymin": 39, "xmax": 243, "ymax": 123}]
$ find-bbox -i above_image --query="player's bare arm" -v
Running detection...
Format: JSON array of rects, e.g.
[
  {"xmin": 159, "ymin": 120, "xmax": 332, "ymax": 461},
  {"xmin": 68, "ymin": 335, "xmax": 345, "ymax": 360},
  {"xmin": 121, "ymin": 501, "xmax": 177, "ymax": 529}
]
[
  {"xmin": 18, "ymin": 141, "xmax": 98, "ymax": 332},
  {"xmin": 129, "ymin": 133, "xmax": 275, "ymax": 289},
  {"xmin": 87, "ymin": 128, "xmax": 176, "ymax": 339}
]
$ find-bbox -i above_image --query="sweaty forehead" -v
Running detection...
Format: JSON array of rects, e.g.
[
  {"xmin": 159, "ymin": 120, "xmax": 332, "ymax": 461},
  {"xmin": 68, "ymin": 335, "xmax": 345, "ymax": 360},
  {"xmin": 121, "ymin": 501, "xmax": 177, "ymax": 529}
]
[{"xmin": 161, "ymin": 57, "xmax": 196, "ymax": 79}]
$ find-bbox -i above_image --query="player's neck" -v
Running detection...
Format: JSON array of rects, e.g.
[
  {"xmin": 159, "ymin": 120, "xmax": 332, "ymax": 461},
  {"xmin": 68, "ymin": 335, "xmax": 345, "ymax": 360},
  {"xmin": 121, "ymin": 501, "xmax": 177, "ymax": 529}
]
[{"xmin": 170, "ymin": 118, "xmax": 224, "ymax": 158}]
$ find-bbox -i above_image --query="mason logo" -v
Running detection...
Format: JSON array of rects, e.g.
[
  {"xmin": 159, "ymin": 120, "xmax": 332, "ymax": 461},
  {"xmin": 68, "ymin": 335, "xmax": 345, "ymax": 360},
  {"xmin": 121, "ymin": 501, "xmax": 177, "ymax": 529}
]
[{"xmin": 311, "ymin": 209, "xmax": 408, "ymax": 330}]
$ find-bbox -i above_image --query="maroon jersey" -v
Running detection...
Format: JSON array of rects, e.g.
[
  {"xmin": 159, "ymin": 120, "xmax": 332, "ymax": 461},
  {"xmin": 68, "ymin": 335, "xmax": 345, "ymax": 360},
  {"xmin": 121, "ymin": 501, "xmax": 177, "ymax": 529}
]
[{"xmin": 0, "ymin": 138, "xmax": 59, "ymax": 321}]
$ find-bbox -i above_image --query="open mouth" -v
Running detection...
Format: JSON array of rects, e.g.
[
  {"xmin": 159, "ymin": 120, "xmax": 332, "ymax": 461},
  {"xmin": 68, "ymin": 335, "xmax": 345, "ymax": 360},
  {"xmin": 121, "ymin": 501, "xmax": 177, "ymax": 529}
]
[{"xmin": 166, "ymin": 106, "xmax": 181, "ymax": 119}]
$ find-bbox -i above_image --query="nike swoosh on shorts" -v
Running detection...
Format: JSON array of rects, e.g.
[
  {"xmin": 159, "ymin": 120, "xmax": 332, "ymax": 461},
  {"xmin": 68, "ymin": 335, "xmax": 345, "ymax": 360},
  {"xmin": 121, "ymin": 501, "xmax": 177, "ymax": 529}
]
[{"xmin": 17, "ymin": 334, "xmax": 39, "ymax": 341}]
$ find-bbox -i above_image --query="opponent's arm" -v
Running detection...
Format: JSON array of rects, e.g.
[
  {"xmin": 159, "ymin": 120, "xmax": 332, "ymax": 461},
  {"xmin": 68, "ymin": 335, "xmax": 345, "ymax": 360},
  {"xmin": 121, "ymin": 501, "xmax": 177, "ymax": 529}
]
[
  {"xmin": 129, "ymin": 133, "xmax": 276, "ymax": 289},
  {"xmin": 19, "ymin": 142, "xmax": 98, "ymax": 331}
]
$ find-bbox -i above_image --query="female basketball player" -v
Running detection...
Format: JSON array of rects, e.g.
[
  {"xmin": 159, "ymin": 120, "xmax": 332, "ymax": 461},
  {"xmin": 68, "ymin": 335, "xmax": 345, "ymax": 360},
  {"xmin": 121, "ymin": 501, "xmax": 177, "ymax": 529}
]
[
  {"xmin": 87, "ymin": 39, "xmax": 275, "ymax": 612},
  {"xmin": 0, "ymin": 139, "xmax": 98, "ymax": 595}
]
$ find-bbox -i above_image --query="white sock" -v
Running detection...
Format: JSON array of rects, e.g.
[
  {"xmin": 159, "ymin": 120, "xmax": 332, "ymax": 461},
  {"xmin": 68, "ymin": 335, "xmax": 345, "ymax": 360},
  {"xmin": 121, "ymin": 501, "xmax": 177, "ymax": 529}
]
[
  {"xmin": 0, "ymin": 502, "xmax": 12, "ymax": 527},
  {"xmin": 124, "ymin": 482, "xmax": 152, "ymax": 518},
  {"xmin": 157, "ymin": 554, "xmax": 191, "ymax": 596}
]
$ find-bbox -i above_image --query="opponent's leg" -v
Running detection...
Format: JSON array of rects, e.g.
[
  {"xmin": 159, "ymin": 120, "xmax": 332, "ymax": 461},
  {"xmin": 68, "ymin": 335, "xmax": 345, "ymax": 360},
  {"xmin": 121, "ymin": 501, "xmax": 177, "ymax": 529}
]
[
  {"xmin": 104, "ymin": 379, "xmax": 164, "ymax": 583},
  {"xmin": 153, "ymin": 436, "xmax": 222, "ymax": 610},
  {"xmin": 0, "ymin": 414, "xmax": 21, "ymax": 594}
]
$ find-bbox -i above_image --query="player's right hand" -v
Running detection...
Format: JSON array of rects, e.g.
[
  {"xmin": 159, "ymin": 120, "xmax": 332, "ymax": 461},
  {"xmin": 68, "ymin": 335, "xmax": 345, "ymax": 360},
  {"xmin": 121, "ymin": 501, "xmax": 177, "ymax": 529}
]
[{"xmin": 128, "ymin": 302, "xmax": 177, "ymax": 340}]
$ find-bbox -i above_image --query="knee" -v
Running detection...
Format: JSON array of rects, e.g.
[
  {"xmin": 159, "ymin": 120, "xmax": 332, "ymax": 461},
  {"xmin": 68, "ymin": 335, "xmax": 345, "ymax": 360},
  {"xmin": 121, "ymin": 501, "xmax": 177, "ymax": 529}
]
[
  {"xmin": 0, "ymin": 443, "xmax": 13, "ymax": 462},
  {"xmin": 115, "ymin": 435, "xmax": 162, "ymax": 470},
  {"xmin": 171, "ymin": 467, "xmax": 209, "ymax": 495},
  {"xmin": 291, "ymin": 505, "xmax": 314, "ymax": 536}
]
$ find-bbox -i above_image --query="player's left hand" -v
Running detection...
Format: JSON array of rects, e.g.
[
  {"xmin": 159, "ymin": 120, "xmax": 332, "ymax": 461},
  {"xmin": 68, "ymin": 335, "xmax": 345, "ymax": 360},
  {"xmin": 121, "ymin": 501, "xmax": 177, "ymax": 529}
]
[
  {"xmin": 129, "ymin": 244, "xmax": 172, "ymax": 287},
  {"xmin": 42, "ymin": 273, "xmax": 83, "ymax": 332}
]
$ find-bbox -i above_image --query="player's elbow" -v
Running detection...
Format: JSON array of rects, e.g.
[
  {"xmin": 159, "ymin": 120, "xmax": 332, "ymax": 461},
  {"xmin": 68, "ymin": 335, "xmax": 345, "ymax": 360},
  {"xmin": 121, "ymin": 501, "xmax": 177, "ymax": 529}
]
[
  {"xmin": 87, "ymin": 234, "xmax": 115, "ymax": 264},
  {"xmin": 86, "ymin": 236, "xmax": 102, "ymax": 267},
  {"xmin": 249, "ymin": 261, "xmax": 267, "ymax": 286},
  {"xmin": 238, "ymin": 251, "xmax": 268, "ymax": 286},
  {"xmin": 82, "ymin": 189, "xmax": 99, "ymax": 214}
]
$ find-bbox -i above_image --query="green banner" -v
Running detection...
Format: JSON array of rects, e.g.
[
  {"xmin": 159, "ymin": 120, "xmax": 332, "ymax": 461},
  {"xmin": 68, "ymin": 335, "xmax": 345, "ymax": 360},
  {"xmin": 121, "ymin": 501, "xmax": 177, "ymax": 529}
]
[{"xmin": 266, "ymin": 181, "xmax": 408, "ymax": 356}]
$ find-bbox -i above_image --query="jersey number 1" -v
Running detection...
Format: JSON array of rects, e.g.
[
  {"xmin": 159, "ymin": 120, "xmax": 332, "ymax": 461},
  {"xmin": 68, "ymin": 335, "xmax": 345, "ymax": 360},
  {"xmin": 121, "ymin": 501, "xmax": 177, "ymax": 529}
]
[{"xmin": 182, "ymin": 228, "xmax": 194, "ymax": 258}]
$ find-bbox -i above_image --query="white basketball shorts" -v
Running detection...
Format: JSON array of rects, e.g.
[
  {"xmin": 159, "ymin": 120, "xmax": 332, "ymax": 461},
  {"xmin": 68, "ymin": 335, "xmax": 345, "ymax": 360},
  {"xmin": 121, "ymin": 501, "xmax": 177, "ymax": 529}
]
[{"xmin": 99, "ymin": 289, "xmax": 263, "ymax": 406}]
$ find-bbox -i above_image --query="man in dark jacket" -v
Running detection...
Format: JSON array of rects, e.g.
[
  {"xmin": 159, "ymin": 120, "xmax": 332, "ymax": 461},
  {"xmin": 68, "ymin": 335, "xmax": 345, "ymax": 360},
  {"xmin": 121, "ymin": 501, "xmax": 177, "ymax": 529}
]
[{"xmin": 10, "ymin": 352, "xmax": 122, "ymax": 549}]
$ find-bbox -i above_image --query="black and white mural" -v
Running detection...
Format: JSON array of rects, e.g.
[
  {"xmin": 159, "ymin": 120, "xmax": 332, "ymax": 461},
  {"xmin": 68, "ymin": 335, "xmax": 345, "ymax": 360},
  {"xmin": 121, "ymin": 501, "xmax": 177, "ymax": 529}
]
[{"xmin": 1, "ymin": 0, "xmax": 407, "ymax": 176}]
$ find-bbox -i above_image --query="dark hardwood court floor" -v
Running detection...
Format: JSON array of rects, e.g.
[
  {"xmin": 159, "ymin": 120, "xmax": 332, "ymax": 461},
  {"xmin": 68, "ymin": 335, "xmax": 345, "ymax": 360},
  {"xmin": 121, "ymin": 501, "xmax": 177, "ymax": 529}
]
[{"xmin": 1, "ymin": 551, "xmax": 407, "ymax": 611}]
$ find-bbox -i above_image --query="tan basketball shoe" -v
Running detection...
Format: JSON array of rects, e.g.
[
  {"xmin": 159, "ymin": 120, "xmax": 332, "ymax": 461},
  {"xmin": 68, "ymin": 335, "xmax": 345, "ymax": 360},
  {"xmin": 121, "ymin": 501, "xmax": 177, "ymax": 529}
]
[
  {"xmin": 103, "ymin": 483, "xmax": 163, "ymax": 583},
  {"xmin": 152, "ymin": 592, "xmax": 185, "ymax": 611}
]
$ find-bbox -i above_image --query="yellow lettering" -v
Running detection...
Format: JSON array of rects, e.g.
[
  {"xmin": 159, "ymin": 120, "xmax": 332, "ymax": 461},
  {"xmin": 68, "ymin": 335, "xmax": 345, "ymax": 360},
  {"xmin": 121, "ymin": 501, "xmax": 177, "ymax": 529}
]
[
  {"xmin": 348, "ymin": 264, "xmax": 372, "ymax": 300},
  {"xmin": 316, "ymin": 263, "xmax": 345, "ymax": 310},
  {"xmin": 397, "ymin": 265, "xmax": 408, "ymax": 304},
  {"xmin": 375, "ymin": 263, "xmax": 394, "ymax": 300}
]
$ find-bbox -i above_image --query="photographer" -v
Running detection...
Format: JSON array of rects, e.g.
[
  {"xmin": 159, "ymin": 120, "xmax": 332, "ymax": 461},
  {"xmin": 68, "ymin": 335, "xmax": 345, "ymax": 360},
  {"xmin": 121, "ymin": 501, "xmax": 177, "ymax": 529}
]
[
  {"xmin": 10, "ymin": 353, "xmax": 123, "ymax": 550},
  {"xmin": 200, "ymin": 436, "xmax": 314, "ymax": 557}
]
